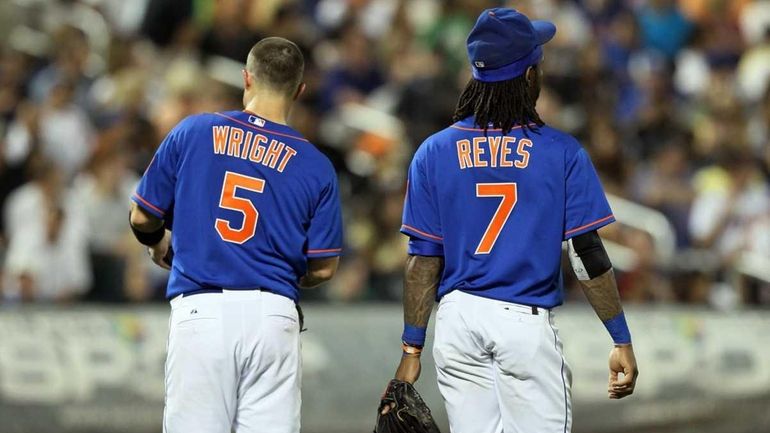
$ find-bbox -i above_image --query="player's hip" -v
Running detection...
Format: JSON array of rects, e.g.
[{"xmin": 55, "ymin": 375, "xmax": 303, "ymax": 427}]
[
  {"xmin": 169, "ymin": 288, "xmax": 300, "ymax": 331},
  {"xmin": 438, "ymin": 289, "xmax": 553, "ymax": 316},
  {"xmin": 434, "ymin": 290, "xmax": 569, "ymax": 382},
  {"xmin": 434, "ymin": 290, "xmax": 562, "ymax": 360},
  {"xmin": 435, "ymin": 290, "xmax": 552, "ymax": 337},
  {"xmin": 167, "ymin": 268, "xmax": 300, "ymax": 302},
  {"xmin": 437, "ymin": 280, "xmax": 563, "ymax": 309}
]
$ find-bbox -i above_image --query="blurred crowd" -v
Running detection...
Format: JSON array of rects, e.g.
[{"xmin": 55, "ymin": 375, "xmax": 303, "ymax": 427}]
[{"xmin": 0, "ymin": 0, "xmax": 768, "ymax": 307}]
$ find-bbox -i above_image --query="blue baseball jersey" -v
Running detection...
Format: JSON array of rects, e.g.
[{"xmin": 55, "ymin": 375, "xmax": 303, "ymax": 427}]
[
  {"xmin": 401, "ymin": 117, "xmax": 614, "ymax": 308},
  {"xmin": 132, "ymin": 110, "xmax": 343, "ymax": 302}
]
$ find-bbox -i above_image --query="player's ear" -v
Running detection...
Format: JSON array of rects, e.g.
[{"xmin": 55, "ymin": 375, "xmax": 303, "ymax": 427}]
[
  {"xmin": 525, "ymin": 66, "xmax": 537, "ymax": 86},
  {"xmin": 242, "ymin": 69, "xmax": 251, "ymax": 90},
  {"xmin": 293, "ymin": 82, "xmax": 306, "ymax": 101}
]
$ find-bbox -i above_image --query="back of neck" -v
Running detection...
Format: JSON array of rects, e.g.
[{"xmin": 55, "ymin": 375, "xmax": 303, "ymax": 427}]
[{"xmin": 244, "ymin": 94, "xmax": 290, "ymax": 126}]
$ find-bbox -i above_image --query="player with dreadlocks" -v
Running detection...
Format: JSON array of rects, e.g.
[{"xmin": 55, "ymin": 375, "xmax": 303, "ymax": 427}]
[{"xmin": 384, "ymin": 8, "xmax": 639, "ymax": 433}]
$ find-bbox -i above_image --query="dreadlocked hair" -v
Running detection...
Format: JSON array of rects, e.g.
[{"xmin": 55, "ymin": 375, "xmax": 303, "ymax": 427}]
[{"xmin": 452, "ymin": 72, "xmax": 544, "ymax": 134}]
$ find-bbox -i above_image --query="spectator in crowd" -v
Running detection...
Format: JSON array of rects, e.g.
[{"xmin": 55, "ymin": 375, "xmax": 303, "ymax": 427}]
[
  {"xmin": 689, "ymin": 152, "xmax": 769, "ymax": 260},
  {"xmin": 319, "ymin": 26, "xmax": 385, "ymax": 112},
  {"xmin": 689, "ymin": 151, "xmax": 770, "ymax": 305},
  {"xmin": 737, "ymin": 27, "xmax": 770, "ymax": 103},
  {"xmin": 3, "ymin": 158, "xmax": 71, "ymax": 242},
  {"xmin": 747, "ymin": 87, "xmax": 770, "ymax": 166},
  {"xmin": 637, "ymin": 0, "xmax": 693, "ymax": 60},
  {"xmin": 5, "ymin": 79, "xmax": 94, "ymax": 180},
  {"xmin": 420, "ymin": 0, "xmax": 475, "ymax": 75},
  {"xmin": 28, "ymin": 26, "xmax": 93, "ymax": 106},
  {"xmin": 3, "ymin": 206, "xmax": 90, "ymax": 302},
  {"xmin": 73, "ymin": 147, "xmax": 140, "ymax": 301},
  {"xmin": 140, "ymin": 0, "xmax": 193, "ymax": 48},
  {"xmin": 631, "ymin": 143, "xmax": 694, "ymax": 247},
  {"xmin": 199, "ymin": 0, "xmax": 262, "ymax": 61},
  {"xmin": 3, "ymin": 160, "xmax": 90, "ymax": 302}
]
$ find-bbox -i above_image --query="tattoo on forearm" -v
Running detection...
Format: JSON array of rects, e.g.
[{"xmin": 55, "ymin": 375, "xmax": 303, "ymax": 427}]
[
  {"xmin": 579, "ymin": 269, "xmax": 623, "ymax": 321},
  {"xmin": 403, "ymin": 255, "xmax": 443, "ymax": 328}
]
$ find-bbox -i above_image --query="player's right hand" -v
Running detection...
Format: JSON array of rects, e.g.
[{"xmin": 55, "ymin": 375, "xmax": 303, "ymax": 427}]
[
  {"xmin": 608, "ymin": 344, "xmax": 638, "ymax": 399},
  {"xmin": 382, "ymin": 355, "xmax": 422, "ymax": 415},
  {"xmin": 148, "ymin": 230, "xmax": 172, "ymax": 270}
]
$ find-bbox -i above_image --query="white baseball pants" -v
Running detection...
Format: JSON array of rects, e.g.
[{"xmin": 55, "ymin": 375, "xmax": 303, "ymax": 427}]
[
  {"xmin": 163, "ymin": 290, "xmax": 301, "ymax": 433},
  {"xmin": 433, "ymin": 290, "xmax": 572, "ymax": 433}
]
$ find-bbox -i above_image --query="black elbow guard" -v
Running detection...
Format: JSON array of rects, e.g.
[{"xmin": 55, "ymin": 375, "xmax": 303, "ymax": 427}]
[{"xmin": 567, "ymin": 230, "xmax": 611, "ymax": 280}]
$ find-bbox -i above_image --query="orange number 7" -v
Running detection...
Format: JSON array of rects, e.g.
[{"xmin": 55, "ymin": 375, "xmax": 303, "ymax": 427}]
[
  {"xmin": 475, "ymin": 183, "xmax": 518, "ymax": 254},
  {"xmin": 215, "ymin": 171, "xmax": 265, "ymax": 244}
]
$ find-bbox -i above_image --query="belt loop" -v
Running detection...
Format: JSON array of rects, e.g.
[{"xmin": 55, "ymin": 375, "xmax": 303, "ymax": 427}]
[{"xmin": 531, "ymin": 306, "xmax": 539, "ymax": 315}]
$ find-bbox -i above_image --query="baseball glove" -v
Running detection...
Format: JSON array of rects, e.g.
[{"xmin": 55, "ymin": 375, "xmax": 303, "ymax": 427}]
[{"xmin": 374, "ymin": 380, "xmax": 441, "ymax": 433}]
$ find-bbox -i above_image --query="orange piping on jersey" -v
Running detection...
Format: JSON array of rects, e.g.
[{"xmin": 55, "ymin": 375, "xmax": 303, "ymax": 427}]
[
  {"xmin": 401, "ymin": 224, "xmax": 444, "ymax": 241},
  {"xmin": 214, "ymin": 112, "xmax": 309, "ymax": 142},
  {"xmin": 564, "ymin": 214, "xmax": 615, "ymax": 236},
  {"xmin": 133, "ymin": 193, "xmax": 166, "ymax": 216},
  {"xmin": 307, "ymin": 248, "xmax": 343, "ymax": 254},
  {"xmin": 450, "ymin": 123, "xmax": 537, "ymax": 132}
]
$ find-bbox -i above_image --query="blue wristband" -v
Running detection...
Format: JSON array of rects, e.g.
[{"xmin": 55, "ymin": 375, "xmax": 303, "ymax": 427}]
[
  {"xmin": 402, "ymin": 324, "xmax": 427, "ymax": 347},
  {"xmin": 603, "ymin": 312, "xmax": 632, "ymax": 345}
]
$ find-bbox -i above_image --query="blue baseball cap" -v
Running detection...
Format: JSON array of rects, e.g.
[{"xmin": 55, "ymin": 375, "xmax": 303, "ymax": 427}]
[{"xmin": 467, "ymin": 8, "xmax": 556, "ymax": 83}]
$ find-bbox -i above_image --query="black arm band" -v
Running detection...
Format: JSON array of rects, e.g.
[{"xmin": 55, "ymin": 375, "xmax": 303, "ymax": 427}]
[
  {"xmin": 567, "ymin": 230, "xmax": 612, "ymax": 280},
  {"xmin": 129, "ymin": 214, "xmax": 165, "ymax": 246}
]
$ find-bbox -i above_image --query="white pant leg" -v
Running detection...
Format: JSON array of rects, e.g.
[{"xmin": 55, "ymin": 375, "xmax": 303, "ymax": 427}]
[
  {"xmin": 163, "ymin": 290, "xmax": 302, "ymax": 433},
  {"xmin": 486, "ymin": 303, "xmax": 572, "ymax": 433},
  {"xmin": 233, "ymin": 291, "xmax": 301, "ymax": 433},
  {"xmin": 433, "ymin": 292, "xmax": 503, "ymax": 433},
  {"xmin": 163, "ymin": 293, "xmax": 236, "ymax": 433}
]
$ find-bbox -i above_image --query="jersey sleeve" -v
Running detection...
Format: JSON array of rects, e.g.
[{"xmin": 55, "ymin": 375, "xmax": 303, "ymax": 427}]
[
  {"xmin": 401, "ymin": 146, "xmax": 443, "ymax": 245},
  {"xmin": 408, "ymin": 237, "xmax": 444, "ymax": 256},
  {"xmin": 306, "ymin": 168, "xmax": 343, "ymax": 258},
  {"xmin": 132, "ymin": 122, "xmax": 184, "ymax": 219},
  {"xmin": 564, "ymin": 147, "xmax": 615, "ymax": 240}
]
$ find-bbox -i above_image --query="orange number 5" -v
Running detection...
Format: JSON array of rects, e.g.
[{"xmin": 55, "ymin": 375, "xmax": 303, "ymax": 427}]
[
  {"xmin": 215, "ymin": 171, "xmax": 265, "ymax": 244},
  {"xmin": 475, "ymin": 183, "xmax": 517, "ymax": 254}
]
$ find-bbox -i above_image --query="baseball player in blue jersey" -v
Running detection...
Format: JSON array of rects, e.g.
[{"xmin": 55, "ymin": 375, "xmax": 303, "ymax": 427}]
[
  {"xmin": 128, "ymin": 37, "xmax": 342, "ymax": 433},
  {"xmin": 387, "ymin": 9, "xmax": 639, "ymax": 433}
]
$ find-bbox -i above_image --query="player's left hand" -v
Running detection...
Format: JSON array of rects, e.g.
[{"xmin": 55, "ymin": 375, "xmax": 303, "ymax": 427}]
[
  {"xmin": 147, "ymin": 230, "xmax": 172, "ymax": 270},
  {"xmin": 608, "ymin": 344, "xmax": 638, "ymax": 399}
]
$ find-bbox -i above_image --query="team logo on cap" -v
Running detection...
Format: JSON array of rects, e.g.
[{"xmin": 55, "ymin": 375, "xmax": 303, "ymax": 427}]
[{"xmin": 474, "ymin": 61, "xmax": 485, "ymax": 68}]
